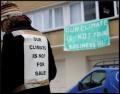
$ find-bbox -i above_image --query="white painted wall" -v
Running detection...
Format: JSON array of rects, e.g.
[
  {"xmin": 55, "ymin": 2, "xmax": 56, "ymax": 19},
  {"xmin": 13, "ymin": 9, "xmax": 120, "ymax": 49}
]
[
  {"xmin": 65, "ymin": 53, "xmax": 88, "ymax": 91},
  {"xmin": 50, "ymin": 59, "xmax": 67, "ymax": 93}
]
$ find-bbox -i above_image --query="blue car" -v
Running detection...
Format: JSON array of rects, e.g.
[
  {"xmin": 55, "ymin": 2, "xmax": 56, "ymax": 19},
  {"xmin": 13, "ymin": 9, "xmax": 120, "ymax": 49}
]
[{"xmin": 68, "ymin": 68, "xmax": 119, "ymax": 93}]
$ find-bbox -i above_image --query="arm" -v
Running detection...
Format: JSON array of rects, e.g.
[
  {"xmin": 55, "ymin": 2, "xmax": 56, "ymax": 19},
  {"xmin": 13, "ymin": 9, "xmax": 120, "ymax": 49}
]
[
  {"xmin": 1, "ymin": 33, "xmax": 17, "ymax": 93},
  {"xmin": 48, "ymin": 40, "xmax": 57, "ymax": 82}
]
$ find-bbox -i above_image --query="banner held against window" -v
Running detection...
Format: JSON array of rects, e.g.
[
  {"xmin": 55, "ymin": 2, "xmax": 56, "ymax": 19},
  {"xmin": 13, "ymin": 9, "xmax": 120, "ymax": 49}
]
[{"xmin": 64, "ymin": 19, "xmax": 110, "ymax": 51}]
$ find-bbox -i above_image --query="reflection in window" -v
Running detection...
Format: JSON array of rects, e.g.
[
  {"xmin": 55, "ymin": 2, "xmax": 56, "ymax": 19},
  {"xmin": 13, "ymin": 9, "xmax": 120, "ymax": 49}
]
[
  {"xmin": 82, "ymin": 75, "xmax": 91, "ymax": 85},
  {"xmin": 80, "ymin": 71, "xmax": 106, "ymax": 90},
  {"xmin": 55, "ymin": 7, "xmax": 63, "ymax": 28},
  {"xmin": 70, "ymin": 3, "xmax": 82, "ymax": 24},
  {"xmin": 84, "ymin": 1, "xmax": 96, "ymax": 21},
  {"xmin": 99, "ymin": 1, "xmax": 114, "ymax": 19},
  {"xmin": 81, "ymin": 74, "xmax": 91, "ymax": 90},
  {"xmin": 92, "ymin": 71, "xmax": 105, "ymax": 85}
]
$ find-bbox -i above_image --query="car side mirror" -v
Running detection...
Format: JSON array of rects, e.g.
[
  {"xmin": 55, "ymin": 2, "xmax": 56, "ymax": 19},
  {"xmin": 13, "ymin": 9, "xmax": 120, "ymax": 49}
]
[{"xmin": 78, "ymin": 82, "xmax": 82, "ymax": 90}]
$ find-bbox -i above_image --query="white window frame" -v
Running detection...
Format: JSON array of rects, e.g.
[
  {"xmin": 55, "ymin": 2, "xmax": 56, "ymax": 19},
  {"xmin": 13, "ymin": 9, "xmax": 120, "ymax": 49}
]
[
  {"xmin": 113, "ymin": 1, "xmax": 119, "ymax": 17},
  {"xmin": 25, "ymin": 10, "xmax": 44, "ymax": 31},
  {"xmin": 52, "ymin": 8, "xmax": 55, "ymax": 29},
  {"xmin": 53, "ymin": 6, "xmax": 64, "ymax": 28},
  {"xmin": 41, "ymin": 11, "xmax": 44, "ymax": 31},
  {"xmin": 68, "ymin": 1, "xmax": 98, "ymax": 24},
  {"xmin": 63, "ymin": 4, "xmax": 70, "ymax": 26},
  {"xmin": 83, "ymin": 1, "xmax": 97, "ymax": 22},
  {"xmin": 95, "ymin": 1, "xmax": 100, "ymax": 20},
  {"xmin": 24, "ymin": 1, "xmax": 119, "ymax": 33},
  {"xmin": 24, "ymin": 4, "xmax": 65, "ymax": 32},
  {"xmin": 81, "ymin": 1, "xmax": 85, "ymax": 22},
  {"xmin": 69, "ymin": 1, "xmax": 83, "ymax": 24},
  {"xmin": 98, "ymin": 1, "xmax": 119, "ymax": 20},
  {"xmin": 42, "ymin": 6, "xmax": 64, "ymax": 32},
  {"xmin": 42, "ymin": 8, "xmax": 53, "ymax": 30}
]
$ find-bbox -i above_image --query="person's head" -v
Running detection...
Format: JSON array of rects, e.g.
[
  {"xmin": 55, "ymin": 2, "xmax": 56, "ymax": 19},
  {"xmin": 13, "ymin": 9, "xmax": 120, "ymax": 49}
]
[{"xmin": 1, "ymin": 1, "xmax": 32, "ymax": 32}]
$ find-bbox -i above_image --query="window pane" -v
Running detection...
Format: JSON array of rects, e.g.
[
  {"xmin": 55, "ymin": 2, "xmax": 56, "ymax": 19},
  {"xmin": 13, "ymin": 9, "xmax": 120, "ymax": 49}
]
[
  {"xmin": 26, "ymin": 13, "xmax": 34, "ymax": 27},
  {"xmin": 49, "ymin": 9, "xmax": 52, "ymax": 29},
  {"xmin": 26, "ymin": 12, "xmax": 43, "ymax": 31},
  {"xmin": 92, "ymin": 71, "xmax": 106, "ymax": 87},
  {"xmin": 84, "ymin": 1, "xmax": 96, "ymax": 21},
  {"xmin": 116, "ymin": 1, "xmax": 119, "ymax": 15},
  {"xmin": 99, "ymin": 1, "xmax": 114, "ymax": 19},
  {"xmin": 81, "ymin": 71, "xmax": 106, "ymax": 90},
  {"xmin": 33, "ymin": 12, "xmax": 42, "ymax": 31},
  {"xmin": 43, "ymin": 9, "xmax": 52, "ymax": 29},
  {"xmin": 81, "ymin": 75, "xmax": 91, "ymax": 90},
  {"xmin": 55, "ymin": 7, "xmax": 63, "ymax": 28},
  {"xmin": 70, "ymin": 3, "xmax": 82, "ymax": 24}
]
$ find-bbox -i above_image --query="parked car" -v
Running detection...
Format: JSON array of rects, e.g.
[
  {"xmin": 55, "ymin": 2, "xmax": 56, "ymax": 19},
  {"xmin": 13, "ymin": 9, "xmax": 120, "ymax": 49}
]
[{"xmin": 68, "ymin": 67, "xmax": 119, "ymax": 93}]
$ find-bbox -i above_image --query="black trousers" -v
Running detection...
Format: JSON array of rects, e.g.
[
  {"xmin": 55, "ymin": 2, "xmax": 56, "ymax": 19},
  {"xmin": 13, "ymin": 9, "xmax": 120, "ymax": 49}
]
[
  {"xmin": 1, "ymin": 85, "xmax": 50, "ymax": 94},
  {"xmin": 16, "ymin": 85, "xmax": 51, "ymax": 94}
]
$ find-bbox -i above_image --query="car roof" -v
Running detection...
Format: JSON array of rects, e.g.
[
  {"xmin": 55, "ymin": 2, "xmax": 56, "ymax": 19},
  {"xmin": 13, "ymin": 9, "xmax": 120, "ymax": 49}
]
[
  {"xmin": 92, "ymin": 67, "xmax": 119, "ymax": 71},
  {"xmin": 78, "ymin": 67, "xmax": 119, "ymax": 83}
]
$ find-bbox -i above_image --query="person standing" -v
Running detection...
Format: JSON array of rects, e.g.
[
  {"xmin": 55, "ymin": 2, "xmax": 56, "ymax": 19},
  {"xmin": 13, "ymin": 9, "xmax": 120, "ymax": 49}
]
[{"xmin": 1, "ymin": 1, "xmax": 57, "ymax": 94}]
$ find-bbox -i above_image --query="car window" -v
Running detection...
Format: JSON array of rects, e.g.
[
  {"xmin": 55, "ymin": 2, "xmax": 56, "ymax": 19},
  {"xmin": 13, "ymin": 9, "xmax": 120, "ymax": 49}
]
[
  {"xmin": 80, "ymin": 74, "xmax": 92, "ymax": 90},
  {"xmin": 80, "ymin": 70, "xmax": 106, "ymax": 90},
  {"xmin": 91, "ymin": 71, "xmax": 106, "ymax": 87}
]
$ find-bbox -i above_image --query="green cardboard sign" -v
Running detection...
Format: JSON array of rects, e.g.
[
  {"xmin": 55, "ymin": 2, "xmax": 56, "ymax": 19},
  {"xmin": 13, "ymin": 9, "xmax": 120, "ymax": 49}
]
[{"xmin": 64, "ymin": 19, "xmax": 110, "ymax": 51}]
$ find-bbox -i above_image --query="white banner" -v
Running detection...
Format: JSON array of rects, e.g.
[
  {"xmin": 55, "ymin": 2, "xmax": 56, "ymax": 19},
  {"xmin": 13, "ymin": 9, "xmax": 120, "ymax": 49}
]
[{"xmin": 22, "ymin": 34, "xmax": 49, "ymax": 89}]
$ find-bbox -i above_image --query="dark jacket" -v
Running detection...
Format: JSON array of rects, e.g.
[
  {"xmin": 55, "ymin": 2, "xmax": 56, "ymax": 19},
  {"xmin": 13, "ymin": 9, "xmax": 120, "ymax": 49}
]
[{"xmin": 1, "ymin": 27, "xmax": 57, "ymax": 94}]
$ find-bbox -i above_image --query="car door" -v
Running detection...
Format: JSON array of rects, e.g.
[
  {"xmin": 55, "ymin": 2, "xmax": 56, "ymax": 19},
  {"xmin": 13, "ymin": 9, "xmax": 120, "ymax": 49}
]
[
  {"xmin": 78, "ymin": 70, "xmax": 107, "ymax": 93},
  {"xmin": 108, "ymin": 70, "xmax": 119, "ymax": 93}
]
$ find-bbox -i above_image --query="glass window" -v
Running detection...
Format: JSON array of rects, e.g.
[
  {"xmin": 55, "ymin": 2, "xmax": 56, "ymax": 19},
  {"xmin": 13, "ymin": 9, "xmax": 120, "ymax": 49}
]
[
  {"xmin": 26, "ymin": 12, "xmax": 43, "ymax": 31},
  {"xmin": 33, "ymin": 12, "xmax": 42, "ymax": 31},
  {"xmin": 26, "ymin": 12, "xmax": 34, "ymax": 27},
  {"xmin": 116, "ymin": 1, "xmax": 119, "ymax": 15},
  {"xmin": 91, "ymin": 71, "xmax": 106, "ymax": 87},
  {"xmin": 70, "ymin": 3, "xmax": 82, "ymax": 24},
  {"xmin": 99, "ymin": 1, "xmax": 114, "ymax": 19},
  {"xmin": 84, "ymin": 1, "xmax": 96, "ymax": 21},
  {"xmin": 80, "ymin": 71, "xmax": 106, "ymax": 90},
  {"xmin": 55, "ymin": 7, "xmax": 63, "ymax": 28},
  {"xmin": 43, "ymin": 9, "xmax": 52, "ymax": 30},
  {"xmin": 80, "ymin": 74, "xmax": 91, "ymax": 90}
]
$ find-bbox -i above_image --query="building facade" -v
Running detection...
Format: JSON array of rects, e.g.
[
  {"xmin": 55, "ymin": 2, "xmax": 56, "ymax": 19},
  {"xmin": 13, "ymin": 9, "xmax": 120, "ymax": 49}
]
[{"xmin": 1, "ymin": 1, "xmax": 119, "ymax": 93}]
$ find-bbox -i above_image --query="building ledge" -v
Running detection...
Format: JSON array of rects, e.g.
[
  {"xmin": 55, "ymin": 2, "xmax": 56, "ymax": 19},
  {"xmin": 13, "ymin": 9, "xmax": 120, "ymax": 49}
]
[{"xmin": 43, "ymin": 16, "xmax": 119, "ymax": 33}]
